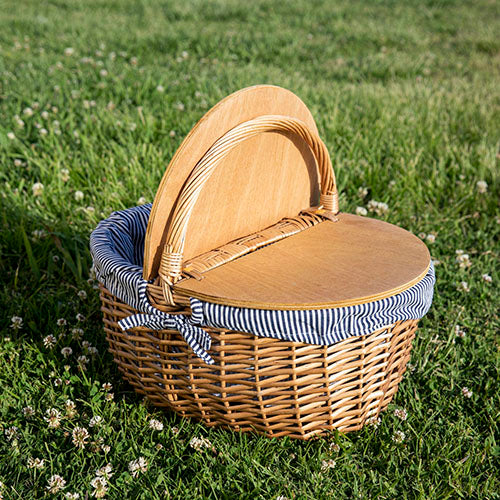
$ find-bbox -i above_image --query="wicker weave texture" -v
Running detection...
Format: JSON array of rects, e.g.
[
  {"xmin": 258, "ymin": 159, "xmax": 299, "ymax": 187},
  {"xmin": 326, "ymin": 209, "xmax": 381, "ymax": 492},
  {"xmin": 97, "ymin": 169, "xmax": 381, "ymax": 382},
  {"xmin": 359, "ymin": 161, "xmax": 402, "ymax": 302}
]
[{"xmin": 100, "ymin": 286, "xmax": 418, "ymax": 439}]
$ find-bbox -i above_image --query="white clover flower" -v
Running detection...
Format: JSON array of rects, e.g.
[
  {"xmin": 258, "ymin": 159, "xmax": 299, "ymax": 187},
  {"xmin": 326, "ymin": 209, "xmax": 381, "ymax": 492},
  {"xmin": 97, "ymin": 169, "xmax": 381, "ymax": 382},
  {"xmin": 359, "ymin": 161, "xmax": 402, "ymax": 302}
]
[
  {"xmin": 355, "ymin": 206, "xmax": 367, "ymax": 216},
  {"xmin": 5, "ymin": 426, "xmax": 19, "ymax": 441},
  {"xmin": 321, "ymin": 459, "xmax": 336, "ymax": 471},
  {"xmin": 44, "ymin": 408, "xmax": 62, "ymax": 428},
  {"xmin": 482, "ymin": 273, "xmax": 492, "ymax": 283},
  {"xmin": 32, "ymin": 229, "xmax": 48, "ymax": 240},
  {"xmin": 455, "ymin": 251, "xmax": 471, "ymax": 269},
  {"xmin": 16, "ymin": 118, "xmax": 25, "ymax": 128},
  {"xmin": 458, "ymin": 281, "xmax": 470, "ymax": 292},
  {"xmin": 65, "ymin": 493, "xmax": 80, "ymax": 499},
  {"xmin": 169, "ymin": 130, "xmax": 176, "ymax": 137},
  {"xmin": 392, "ymin": 430, "xmax": 405, "ymax": 443},
  {"xmin": 10, "ymin": 316, "xmax": 23, "ymax": 330},
  {"xmin": 329, "ymin": 442, "xmax": 340, "ymax": 453},
  {"xmin": 130, "ymin": 56, "xmax": 138, "ymax": 66},
  {"xmin": 46, "ymin": 475, "xmax": 66, "ymax": 494},
  {"xmin": 78, "ymin": 290, "xmax": 87, "ymax": 300},
  {"xmin": 39, "ymin": 128, "xmax": 48, "ymax": 136},
  {"xmin": 57, "ymin": 318, "xmax": 67, "ymax": 327},
  {"xmin": 43, "ymin": 335, "xmax": 57, "ymax": 348},
  {"xmin": 23, "ymin": 405, "xmax": 35, "ymax": 417},
  {"xmin": 32, "ymin": 101, "xmax": 40, "ymax": 109},
  {"xmin": 156, "ymin": 85, "xmax": 165, "ymax": 92},
  {"xmin": 102, "ymin": 445, "xmax": 111, "ymax": 454},
  {"xmin": 462, "ymin": 387, "xmax": 472, "ymax": 398},
  {"xmin": 99, "ymin": 69, "xmax": 108, "ymax": 77},
  {"xmin": 14, "ymin": 159, "xmax": 23, "ymax": 166},
  {"xmin": 72, "ymin": 426, "xmax": 90, "ymax": 448},
  {"xmin": 61, "ymin": 347, "xmax": 73, "ymax": 358},
  {"xmin": 137, "ymin": 196, "xmax": 147, "ymax": 204},
  {"xmin": 88, "ymin": 346, "xmax": 98, "ymax": 356},
  {"xmin": 476, "ymin": 180, "xmax": 488, "ymax": 194},
  {"xmin": 366, "ymin": 415, "xmax": 381, "ymax": 428},
  {"xmin": 376, "ymin": 202, "xmax": 388, "ymax": 215},
  {"xmin": 431, "ymin": 258, "xmax": 441, "ymax": 266},
  {"xmin": 189, "ymin": 436, "xmax": 215, "ymax": 452},
  {"xmin": 66, "ymin": 400, "xmax": 77, "ymax": 418},
  {"xmin": 77, "ymin": 355, "xmax": 89, "ymax": 365},
  {"xmin": 101, "ymin": 383, "xmax": 112, "ymax": 392},
  {"xmin": 90, "ymin": 477, "xmax": 108, "ymax": 498},
  {"xmin": 394, "ymin": 408, "xmax": 408, "ymax": 421},
  {"xmin": 54, "ymin": 378, "xmax": 62, "ymax": 386},
  {"xmin": 41, "ymin": 110, "xmax": 49, "ymax": 120},
  {"xmin": 358, "ymin": 186, "xmax": 368, "ymax": 200},
  {"xmin": 28, "ymin": 457, "xmax": 45, "ymax": 469},
  {"xmin": 32, "ymin": 182, "xmax": 44, "ymax": 196},
  {"xmin": 171, "ymin": 426, "xmax": 179, "ymax": 436},
  {"xmin": 455, "ymin": 325, "xmax": 466, "ymax": 338},
  {"xmin": 7, "ymin": 132, "xmax": 15, "ymax": 140},
  {"xmin": 76, "ymin": 313, "xmax": 85, "ymax": 322},
  {"xmin": 175, "ymin": 102, "xmax": 185, "ymax": 111},
  {"xmin": 96, "ymin": 463, "xmax": 113, "ymax": 479},
  {"xmin": 23, "ymin": 107, "xmax": 34, "ymax": 117},
  {"xmin": 71, "ymin": 328, "xmax": 83, "ymax": 340},
  {"xmin": 60, "ymin": 169, "xmax": 70, "ymax": 182},
  {"xmin": 74, "ymin": 191, "xmax": 84, "ymax": 201},
  {"xmin": 128, "ymin": 457, "xmax": 148, "ymax": 477},
  {"xmin": 64, "ymin": 47, "xmax": 75, "ymax": 56},
  {"xmin": 426, "ymin": 234, "xmax": 436, "ymax": 243},
  {"xmin": 367, "ymin": 199, "xmax": 388, "ymax": 216},
  {"xmin": 129, "ymin": 123, "xmax": 137, "ymax": 132},
  {"xmin": 148, "ymin": 419, "xmax": 164, "ymax": 431},
  {"xmin": 104, "ymin": 392, "xmax": 114, "ymax": 401},
  {"xmin": 89, "ymin": 415, "xmax": 103, "ymax": 427}
]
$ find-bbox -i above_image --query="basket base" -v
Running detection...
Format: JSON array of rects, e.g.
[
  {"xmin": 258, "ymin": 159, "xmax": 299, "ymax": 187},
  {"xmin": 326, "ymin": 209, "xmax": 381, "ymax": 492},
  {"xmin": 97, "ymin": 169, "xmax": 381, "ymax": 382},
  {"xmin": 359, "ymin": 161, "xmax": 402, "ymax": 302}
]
[{"xmin": 100, "ymin": 286, "xmax": 418, "ymax": 439}]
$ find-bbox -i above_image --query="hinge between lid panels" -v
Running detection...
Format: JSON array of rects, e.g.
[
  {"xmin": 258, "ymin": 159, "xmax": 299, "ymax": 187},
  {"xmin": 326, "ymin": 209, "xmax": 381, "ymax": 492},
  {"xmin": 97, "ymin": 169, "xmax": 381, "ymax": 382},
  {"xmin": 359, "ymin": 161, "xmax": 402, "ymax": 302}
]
[{"xmin": 180, "ymin": 208, "xmax": 337, "ymax": 278}]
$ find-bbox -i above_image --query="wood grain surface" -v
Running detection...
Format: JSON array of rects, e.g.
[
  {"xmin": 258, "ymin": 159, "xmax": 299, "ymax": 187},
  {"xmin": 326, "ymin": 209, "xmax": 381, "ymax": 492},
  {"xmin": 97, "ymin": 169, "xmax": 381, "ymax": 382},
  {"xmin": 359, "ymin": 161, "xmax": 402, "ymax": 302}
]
[
  {"xmin": 143, "ymin": 85, "xmax": 320, "ymax": 280},
  {"xmin": 174, "ymin": 213, "xmax": 430, "ymax": 310}
]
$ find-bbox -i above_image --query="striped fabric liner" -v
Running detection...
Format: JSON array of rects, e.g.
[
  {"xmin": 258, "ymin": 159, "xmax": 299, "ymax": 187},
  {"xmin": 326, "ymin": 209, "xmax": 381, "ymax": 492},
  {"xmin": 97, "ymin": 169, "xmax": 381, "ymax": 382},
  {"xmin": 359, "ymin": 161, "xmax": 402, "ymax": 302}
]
[{"xmin": 90, "ymin": 204, "xmax": 435, "ymax": 364}]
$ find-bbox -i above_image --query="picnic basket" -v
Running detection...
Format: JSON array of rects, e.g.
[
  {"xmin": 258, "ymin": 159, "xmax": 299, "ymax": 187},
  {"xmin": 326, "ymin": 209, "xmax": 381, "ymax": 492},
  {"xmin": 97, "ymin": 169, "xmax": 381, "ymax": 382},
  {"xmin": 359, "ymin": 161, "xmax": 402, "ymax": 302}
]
[{"xmin": 91, "ymin": 85, "xmax": 434, "ymax": 439}]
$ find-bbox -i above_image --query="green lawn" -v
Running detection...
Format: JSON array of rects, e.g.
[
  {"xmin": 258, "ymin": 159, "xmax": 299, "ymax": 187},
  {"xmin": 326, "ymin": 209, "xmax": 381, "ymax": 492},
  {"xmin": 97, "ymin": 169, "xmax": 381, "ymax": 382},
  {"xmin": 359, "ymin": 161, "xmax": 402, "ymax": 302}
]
[{"xmin": 0, "ymin": 0, "xmax": 499, "ymax": 498}]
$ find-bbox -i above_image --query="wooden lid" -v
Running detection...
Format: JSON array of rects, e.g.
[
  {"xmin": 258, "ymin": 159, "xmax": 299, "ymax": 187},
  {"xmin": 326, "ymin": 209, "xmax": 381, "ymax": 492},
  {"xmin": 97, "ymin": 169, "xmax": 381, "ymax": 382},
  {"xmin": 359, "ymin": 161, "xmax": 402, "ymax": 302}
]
[
  {"xmin": 173, "ymin": 214, "xmax": 430, "ymax": 310},
  {"xmin": 143, "ymin": 85, "xmax": 321, "ymax": 280}
]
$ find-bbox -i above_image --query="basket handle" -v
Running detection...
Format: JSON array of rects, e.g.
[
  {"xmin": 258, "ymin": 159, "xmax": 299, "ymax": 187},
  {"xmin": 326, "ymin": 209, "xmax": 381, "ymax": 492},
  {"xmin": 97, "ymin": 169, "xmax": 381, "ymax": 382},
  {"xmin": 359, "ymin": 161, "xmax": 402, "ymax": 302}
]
[{"xmin": 159, "ymin": 114, "xmax": 339, "ymax": 305}]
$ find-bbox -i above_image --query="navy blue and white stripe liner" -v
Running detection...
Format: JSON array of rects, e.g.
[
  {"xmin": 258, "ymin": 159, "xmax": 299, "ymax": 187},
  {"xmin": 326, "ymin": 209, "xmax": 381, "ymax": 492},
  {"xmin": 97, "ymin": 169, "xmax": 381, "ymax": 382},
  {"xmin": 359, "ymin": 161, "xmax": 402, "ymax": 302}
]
[{"xmin": 91, "ymin": 204, "xmax": 435, "ymax": 365}]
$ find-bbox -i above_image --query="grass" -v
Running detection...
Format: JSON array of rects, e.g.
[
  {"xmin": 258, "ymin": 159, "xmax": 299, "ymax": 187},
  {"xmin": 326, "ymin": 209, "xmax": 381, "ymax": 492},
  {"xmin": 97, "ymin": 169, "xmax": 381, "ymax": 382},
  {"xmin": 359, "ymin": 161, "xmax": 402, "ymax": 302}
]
[{"xmin": 0, "ymin": 0, "xmax": 499, "ymax": 498}]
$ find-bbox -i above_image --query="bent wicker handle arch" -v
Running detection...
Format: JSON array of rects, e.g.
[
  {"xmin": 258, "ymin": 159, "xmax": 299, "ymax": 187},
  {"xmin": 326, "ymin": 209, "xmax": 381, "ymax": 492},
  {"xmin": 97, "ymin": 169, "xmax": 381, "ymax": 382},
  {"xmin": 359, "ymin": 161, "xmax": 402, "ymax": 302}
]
[{"xmin": 159, "ymin": 114, "xmax": 339, "ymax": 305}]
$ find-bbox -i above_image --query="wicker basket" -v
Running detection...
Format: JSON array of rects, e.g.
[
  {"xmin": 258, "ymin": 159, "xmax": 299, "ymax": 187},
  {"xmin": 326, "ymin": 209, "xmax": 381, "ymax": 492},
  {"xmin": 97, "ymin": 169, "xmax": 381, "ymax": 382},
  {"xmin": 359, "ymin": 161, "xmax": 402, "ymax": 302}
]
[{"xmin": 93, "ymin": 85, "xmax": 433, "ymax": 439}]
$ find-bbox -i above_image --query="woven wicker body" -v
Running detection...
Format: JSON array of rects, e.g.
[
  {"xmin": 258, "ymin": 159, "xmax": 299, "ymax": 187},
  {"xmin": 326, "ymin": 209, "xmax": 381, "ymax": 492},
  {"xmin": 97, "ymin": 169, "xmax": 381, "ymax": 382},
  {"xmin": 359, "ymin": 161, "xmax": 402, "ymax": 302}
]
[{"xmin": 101, "ymin": 286, "xmax": 418, "ymax": 439}]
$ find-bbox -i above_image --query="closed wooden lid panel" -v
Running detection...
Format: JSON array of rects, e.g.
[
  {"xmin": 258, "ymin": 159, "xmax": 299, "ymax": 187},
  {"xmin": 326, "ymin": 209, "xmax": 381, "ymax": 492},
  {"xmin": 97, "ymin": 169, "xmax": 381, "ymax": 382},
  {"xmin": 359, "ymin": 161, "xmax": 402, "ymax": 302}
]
[{"xmin": 174, "ymin": 213, "xmax": 430, "ymax": 310}]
